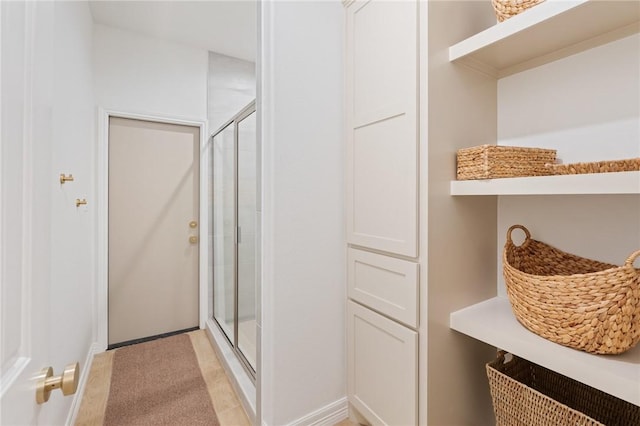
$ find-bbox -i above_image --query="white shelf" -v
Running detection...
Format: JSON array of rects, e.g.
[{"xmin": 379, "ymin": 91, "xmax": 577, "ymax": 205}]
[
  {"xmin": 449, "ymin": 0, "xmax": 640, "ymax": 77},
  {"xmin": 450, "ymin": 297, "xmax": 640, "ymax": 406},
  {"xmin": 450, "ymin": 171, "xmax": 640, "ymax": 195}
]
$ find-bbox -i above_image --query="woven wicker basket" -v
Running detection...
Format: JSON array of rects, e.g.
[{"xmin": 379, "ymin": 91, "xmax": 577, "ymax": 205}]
[
  {"xmin": 456, "ymin": 145, "xmax": 556, "ymax": 180},
  {"xmin": 547, "ymin": 158, "xmax": 640, "ymax": 175},
  {"xmin": 503, "ymin": 225, "xmax": 640, "ymax": 354},
  {"xmin": 492, "ymin": 0, "xmax": 545, "ymax": 22},
  {"xmin": 487, "ymin": 352, "xmax": 640, "ymax": 426}
]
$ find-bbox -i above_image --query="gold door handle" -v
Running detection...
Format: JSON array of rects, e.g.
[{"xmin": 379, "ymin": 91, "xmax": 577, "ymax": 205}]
[
  {"xmin": 189, "ymin": 236, "xmax": 198, "ymax": 244},
  {"xmin": 36, "ymin": 362, "xmax": 80, "ymax": 404},
  {"xmin": 189, "ymin": 221, "xmax": 198, "ymax": 228}
]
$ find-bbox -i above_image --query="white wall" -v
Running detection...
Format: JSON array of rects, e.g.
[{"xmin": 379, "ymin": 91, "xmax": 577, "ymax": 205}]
[
  {"xmin": 49, "ymin": 3, "xmax": 97, "ymax": 423},
  {"xmin": 260, "ymin": 1, "xmax": 346, "ymax": 425},
  {"xmin": 498, "ymin": 34, "xmax": 640, "ymax": 163},
  {"xmin": 497, "ymin": 34, "xmax": 640, "ymax": 295},
  {"xmin": 426, "ymin": 2, "xmax": 499, "ymax": 424},
  {"xmin": 93, "ymin": 23, "xmax": 208, "ymax": 121},
  {"xmin": 208, "ymin": 52, "xmax": 256, "ymax": 133}
]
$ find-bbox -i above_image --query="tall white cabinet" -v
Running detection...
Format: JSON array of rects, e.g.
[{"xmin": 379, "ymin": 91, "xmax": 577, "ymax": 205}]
[
  {"xmin": 344, "ymin": 0, "xmax": 499, "ymax": 423},
  {"xmin": 344, "ymin": 0, "xmax": 639, "ymax": 425},
  {"xmin": 345, "ymin": 0, "xmax": 420, "ymax": 424},
  {"xmin": 345, "ymin": 0, "xmax": 498, "ymax": 424}
]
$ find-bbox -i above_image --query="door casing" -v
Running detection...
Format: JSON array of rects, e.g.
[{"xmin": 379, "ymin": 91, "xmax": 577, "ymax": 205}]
[{"xmin": 96, "ymin": 109, "xmax": 208, "ymax": 350}]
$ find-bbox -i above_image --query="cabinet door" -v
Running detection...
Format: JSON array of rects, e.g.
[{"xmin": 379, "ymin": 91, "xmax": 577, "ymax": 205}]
[
  {"xmin": 348, "ymin": 301, "xmax": 418, "ymax": 426},
  {"xmin": 348, "ymin": 248, "xmax": 419, "ymax": 328},
  {"xmin": 346, "ymin": 0, "xmax": 418, "ymax": 257}
]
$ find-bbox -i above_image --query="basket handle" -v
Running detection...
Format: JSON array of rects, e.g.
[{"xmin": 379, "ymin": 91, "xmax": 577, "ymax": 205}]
[
  {"xmin": 625, "ymin": 250, "xmax": 640, "ymax": 269},
  {"xmin": 506, "ymin": 225, "xmax": 531, "ymax": 247}
]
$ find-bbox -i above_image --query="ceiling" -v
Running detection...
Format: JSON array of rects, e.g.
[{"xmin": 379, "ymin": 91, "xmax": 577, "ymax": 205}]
[{"xmin": 89, "ymin": 1, "xmax": 257, "ymax": 62}]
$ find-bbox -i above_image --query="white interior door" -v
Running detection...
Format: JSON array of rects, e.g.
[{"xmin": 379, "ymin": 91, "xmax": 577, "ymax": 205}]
[
  {"xmin": 108, "ymin": 117, "xmax": 200, "ymax": 346},
  {"xmin": 1, "ymin": 1, "xmax": 53, "ymax": 423}
]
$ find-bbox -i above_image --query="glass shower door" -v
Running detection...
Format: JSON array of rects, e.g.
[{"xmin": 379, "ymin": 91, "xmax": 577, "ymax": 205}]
[
  {"xmin": 212, "ymin": 124, "xmax": 235, "ymax": 341},
  {"xmin": 211, "ymin": 101, "xmax": 257, "ymax": 377},
  {"xmin": 236, "ymin": 110, "xmax": 257, "ymax": 371}
]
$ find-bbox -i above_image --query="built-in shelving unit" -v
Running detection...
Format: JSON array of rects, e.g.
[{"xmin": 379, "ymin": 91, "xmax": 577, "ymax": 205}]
[
  {"xmin": 450, "ymin": 171, "xmax": 640, "ymax": 196},
  {"xmin": 449, "ymin": 0, "xmax": 640, "ymax": 77},
  {"xmin": 448, "ymin": 0, "xmax": 640, "ymax": 411},
  {"xmin": 450, "ymin": 297, "xmax": 640, "ymax": 406}
]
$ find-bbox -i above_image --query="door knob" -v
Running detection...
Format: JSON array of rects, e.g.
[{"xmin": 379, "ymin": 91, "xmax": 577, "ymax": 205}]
[
  {"xmin": 189, "ymin": 220, "xmax": 198, "ymax": 228},
  {"xmin": 36, "ymin": 362, "xmax": 79, "ymax": 404},
  {"xmin": 189, "ymin": 236, "xmax": 198, "ymax": 244}
]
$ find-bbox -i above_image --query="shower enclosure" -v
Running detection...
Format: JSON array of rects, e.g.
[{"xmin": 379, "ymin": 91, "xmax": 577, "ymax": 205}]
[{"xmin": 210, "ymin": 101, "xmax": 257, "ymax": 377}]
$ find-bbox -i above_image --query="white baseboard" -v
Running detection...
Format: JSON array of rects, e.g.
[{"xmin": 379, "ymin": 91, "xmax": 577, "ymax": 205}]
[
  {"xmin": 287, "ymin": 397, "xmax": 349, "ymax": 426},
  {"xmin": 65, "ymin": 342, "xmax": 102, "ymax": 426}
]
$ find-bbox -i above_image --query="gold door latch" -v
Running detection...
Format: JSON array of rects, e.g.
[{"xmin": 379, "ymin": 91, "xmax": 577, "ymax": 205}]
[
  {"xmin": 189, "ymin": 236, "xmax": 198, "ymax": 244},
  {"xmin": 75, "ymin": 199, "xmax": 87, "ymax": 207},
  {"xmin": 189, "ymin": 220, "xmax": 198, "ymax": 228},
  {"xmin": 36, "ymin": 362, "xmax": 80, "ymax": 404}
]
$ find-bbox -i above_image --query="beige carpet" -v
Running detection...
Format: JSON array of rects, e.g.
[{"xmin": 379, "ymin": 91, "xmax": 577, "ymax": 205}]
[{"xmin": 104, "ymin": 333, "xmax": 220, "ymax": 426}]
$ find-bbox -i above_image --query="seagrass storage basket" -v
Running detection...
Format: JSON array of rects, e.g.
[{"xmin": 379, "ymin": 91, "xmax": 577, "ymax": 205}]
[
  {"xmin": 547, "ymin": 158, "xmax": 640, "ymax": 175},
  {"xmin": 487, "ymin": 352, "xmax": 640, "ymax": 426},
  {"xmin": 492, "ymin": 0, "xmax": 545, "ymax": 22},
  {"xmin": 503, "ymin": 225, "xmax": 640, "ymax": 354},
  {"xmin": 456, "ymin": 145, "xmax": 556, "ymax": 180}
]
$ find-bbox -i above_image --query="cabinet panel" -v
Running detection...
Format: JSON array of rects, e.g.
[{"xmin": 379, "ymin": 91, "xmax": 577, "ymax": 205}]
[
  {"xmin": 346, "ymin": 0, "xmax": 418, "ymax": 257},
  {"xmin": 348, "ymin": 301, "xmax": 418, "ymax": 426},
  {"xmin": 348, "ymin": 248, "xmax": 418, "ymax": 327},
  {"xmin": 351, "ymin": 0, "xmax": 417, "ymax": 126},
  {"xmin": 349, "ymin": 115, "xmax": 417, "ymax": 255}
]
